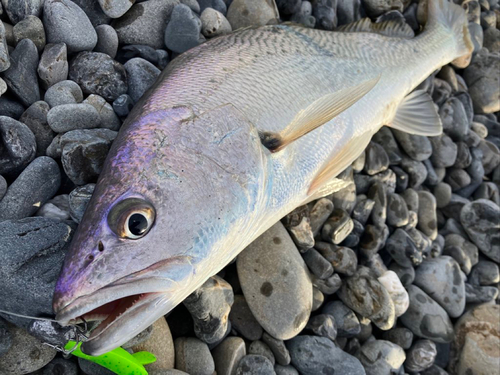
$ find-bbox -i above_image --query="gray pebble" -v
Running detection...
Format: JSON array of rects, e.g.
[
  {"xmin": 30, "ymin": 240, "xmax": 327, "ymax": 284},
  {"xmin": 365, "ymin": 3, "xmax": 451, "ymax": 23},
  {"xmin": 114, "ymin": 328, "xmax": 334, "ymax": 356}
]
[
  {"xmin": 440, "ymin": 193, "xmax": 469, "ymax": 218},
  {"xmin": 0, "ymin": 175, "xmax": 6, "ymax": 200},
  {"xmin": 338, "ymin": 267, "xmax": 395, "ymax": 330},
  {"xmin": 364, "ymin": 142, "xmax": 389, "ymax": 175},
  {"xmin": 473, "ymin": 181, "xmax": 500, "ymax": 205},
  {"xmin": 2, "ymin": 38, "xmax": 39, "ymax": 107},
  {"xmin": 227, "ymin": 0, "xmax": 279, "ymax": 29},
  {"xmin": 308, "ymin": 197, "xmax": 333, "ymax": 236},
  {"xmin": 401, "ymin": 188, "xmax": 419, "ymax": 211},
  {"xmin": 211, "ymin": 336, "xmax": 246, "ymax": 375},
  {"xmin": 321, "ymin": 208, "xmax": 353, "ymax": 244},
  {"xmin": 305, "ymin": 314, "xmax": 337, "ymax": 341},
  {"xmin": 112, "ymin": 0, "xmax": 178, "ymax": 49},
  {"xmin": 112, "ymin": 93, "xmax": 135, "ymax": 117},
  {"xmin": 83, "ymin": 94, "xmax": 121, "ymax": 131},
  {"xmin": 453, "ymin": 142, "xmax": 472, "ymax": 169},
  {"xmin": 122, "ymin": 325, "xmax": 154, "ymax": 349},
  {"xmin": 248, "ymin": 340, "xmax": 275, "ymax": 366},
  {"xmin": 430, "ymin": 133, "xmax": 458, "ymax": 168},
  {"xmin": 201, "ymin": 8, "xmax": 232, "ymax": 38},
  {"xmin": 0, "ymin": 115, "xmax": 36, "ymax": 174},
  {"xmin": 382, "ymin": 327, "xmax": 414, "ymax": 350},
  {"xmin": 400, "ymin": 155, "xmax": 427, "ymax": 188},
  {"xmin": 287, "ymin": 335, "xmax": 365, "ymax": 375},
  {"xmin": 445, "ymin": 168, "xmax": 471, "ymax": 191},
  {"xmin": 315, "ymin": 242, "xmax": 357, "ymax": 276},
  {"xmin": 0, "ymin": 77, "xmax": 6, "ymax": 95},
  {"xmin": 183, "ymin": 275, "xmax": 233, "ymax": 345},
  {"xmin": 372, "ymin": 126, "xmax": 402, "ymax": 165},
  {"xmin": 175, "ymin": 337, "xmax": 215, "ymax": 375},
  {"xmin": 0, "ymin": 324, "xmax": 56, "ymax": 374},
  {"xmin": 0, "ymin": 317, "xmax": 12, "ymax": 356},
  {"xmin": 165, "ymin": 4, "xmax": 204, "ymax": 54},
  {"xmin": 392, "ymin": 165, "xmax": 409, "ymax": 192},
  {"xmin": 68, "ymin": 183, "xmax": 94, "ymax": 223},
  {"xmin": 329, "ymin": 169, "xmax": 356, "ymax": 213},
  {"xmin": 424, "ymin": 158, "xmax": 441, "ymax": 186},
  {"xmin": 400, "ymin": 285, "xmax": 454, "ymax": 344},
  {"xmin": 41, "ymin": 358, "xmax": 78, "ymax": 375},
  {"xmin": 274, "ymin": 365, "xmax": 299, "ymax": 375},
  {"xmin": 469, "ymin": 260, "xmax": 500, "ymax": 286},
  {"xmin": 43, "ymin": 0, "xmax": 97, "ymax": 53},
  {"xmin": 1, "ymin": 0, "xmax": 43, "ymax": 24},
  {"xmin": 385, "ymin": 228, "xmax": 422, "ymax": 267},
  {"xmin": 229, "ymin": 294, "xmax": 263, "ymax": 341},
  {"xmin": 0, "ymin": 217, "xmax": 73, "ymax": 328},
  {"xmin": 235, "ymin": 354, "xmax": 275, "ymax": 375},
  {"xmin": 393, "ymin": 128, "xmax": 433, "ymax": 161},
  {"xmin": 312, "ymin": 0, "xmax": 337, "ymax": 30},
  {"xmin": 405, "ymin": 339, "xmax": 437, "ymax": 373},
  {"xmin": 460, "ymin": 199, "xmax": 500, "ymax": 262},
  {"xmin": 311, "ymin": 287, "xmax": 324, "ymax": 311},
  {"xmin": 434, "ymin": 182, "xmax": 452, "ymax": 208},
  {"xmin": 97, "ymin": 0, "xmax": 134, "ymax": 18},
  {"xmin": 478, "ymin": 139, "xmax": 500, "ymax": 175},
  {"xmin": 116, "ymin": 44, "xmax": 162, "ymax": 66},
  {"xmin": 27, "ymin": 320, "xmax": 74, "ymax": 348},
  {"xmin": 0, "ymin": 22, "xmax": 10, "ymax": 72},
  {"xmin": 432, "ymin": 78, "xmax": 452, "ymax": 107},
  {"xmin": 386, "ymin": 193, "xmax": 409, "ymax": 227},
  {"xmin": 355, "ymin": 340, "xmax": 406, "ymax": 375},
  {"xmin": 181, "ymin": 0, "xmax": 201, "ymax": 14},
  {"xmin": 47, "ymin": 103, "xmax": 101, "ymax": 133},
  {"xmin": 352, "ymin": 198, "xmax": 375, "ymax": 225},
  {"xmin": 58, "ymin": 128, "xmax": 117, "ymax": 185},
  {"xmin": 362, "ymin": 253, "xmax": 388, "ymax": 278},
  {"xmin": 321, "ymin": 300, "xmax": 360, "ymax": 337},
  {"xmin": 19, "ymin": 101, "xmax": 53, "ymax": 156},
  {"xmin": 124, "ymin": 57, "xmax": 161, "ymax": 103},
  {"xmin": 359, "ymin": 224, "xmax": 389, "ymax": 256},
  {"xmin": 351, "ymin": 149, "xmax": 366, "ymax": 172},
  {"xmin": 44, "ymin": 80, "xmax": 83, "ymax": 107},
  {"xmin": 156, "ymin": 49, "xmax": 170, "ymax": 69},
  {"xmin": 443, "ymin": 233, "xmax": 478, "ymax": 275},
  {"xmin": 0, "ymin": 96, "xmax": 25, "ymax": 119},
  {"xmin": 311, "ymin": 272, "xmax": 341, "ymax": 295},
  {"xmin": 262, "ymin": 332, "xmax": 290, "ymax": 366},
  {"xmin": 37, "ymin": 43, "xmax": 68, "ymax": 89},
  {"xmin": 337, "ymin": 0, "xmax": 362, "ymax": 24},
  {"xmin": 464, "ymin": 283, "xmax": 499, "ymax": 303},
  {"xmin": 71, "ymin": 0, "xmax": 111, "ymax": 27},
  {"xmin": 289, "ymin": 1, "xmax": 316, "ymax": 28},
  {"xmin": 69, "ymin": 51, "xmax": 128, "ymax": 101},
  {"xmin": 364, "ymin": 0, "xmax": 403, "ymax": 17},
  {"xmin": 94, "ymin": 24, "xmax": 119, "ymax": 59},
  {"xmin": 12, "ymin": 15, "xmax": 45, "ymax": 52},
  {"xmin": 389, "ymin": 262, "xmax": 415, "ymax": 287},
  {"xmin": 302, "ymin": 248, "xmax": 333, "ymax": 279},
  {"xmin": 198, "ymin": 0, "xmax": 227, "ymax": 14},
  {"xmin": 368, "ymin": 181, "xmax": 387, "ymax": 227},
  {"xmin": 439, "ymin": 97, "xmax": 470, "ymax": 141},
  {"xmin": 417, "ymin": 191, "xmax": 438, "ymax": 240}
]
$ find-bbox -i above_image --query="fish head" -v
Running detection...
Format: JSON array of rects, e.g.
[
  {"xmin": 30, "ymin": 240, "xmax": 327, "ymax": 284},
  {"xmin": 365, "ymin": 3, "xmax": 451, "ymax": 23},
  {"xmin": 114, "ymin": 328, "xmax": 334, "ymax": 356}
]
[{"xmin": 53, "ymin": 104, "xmax": 270, "ymax": 355}]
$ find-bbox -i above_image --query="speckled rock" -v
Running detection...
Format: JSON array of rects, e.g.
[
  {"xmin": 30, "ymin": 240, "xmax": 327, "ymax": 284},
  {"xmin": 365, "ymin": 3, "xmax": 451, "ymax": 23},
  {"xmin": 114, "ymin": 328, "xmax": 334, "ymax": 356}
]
[
  {"xmin": 386, "ymin": 193, "xmax": 409, "ymax": 227},
  {"xmin": 400, "ymin": 285, "xmax": 454, "ymax": 344},
  {"xmin": 237, "ymin": 222, "xmax": 312, "ymax": 340},
  {"xmin": 124, "ymin": 57, "xmax": 161, "ymax": 103},
  {"xmin": 201, "ymin": 8, "xmax": 232, "ymax": 37},
  {"xmin": 417, "ymin": 191, "xmax": 438, "ymax": 240},
  {"xmin": 385, "ymin": 228, "xmax": 422, "ymax": 267}
]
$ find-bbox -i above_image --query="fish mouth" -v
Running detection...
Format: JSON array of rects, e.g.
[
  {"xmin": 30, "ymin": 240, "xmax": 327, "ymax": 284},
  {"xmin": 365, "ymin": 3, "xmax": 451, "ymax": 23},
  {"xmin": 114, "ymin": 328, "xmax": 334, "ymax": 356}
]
[{"xmin": 55, "ymin": 256, "xmax": 194, "ymax": 356}]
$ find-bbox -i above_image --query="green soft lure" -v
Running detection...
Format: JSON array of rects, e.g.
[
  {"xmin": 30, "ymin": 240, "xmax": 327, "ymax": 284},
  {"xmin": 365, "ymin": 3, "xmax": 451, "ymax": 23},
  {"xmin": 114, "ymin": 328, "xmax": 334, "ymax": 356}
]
[{"xmin": 65, "ymin": 340, "xmax": 156, "ymax": 375}]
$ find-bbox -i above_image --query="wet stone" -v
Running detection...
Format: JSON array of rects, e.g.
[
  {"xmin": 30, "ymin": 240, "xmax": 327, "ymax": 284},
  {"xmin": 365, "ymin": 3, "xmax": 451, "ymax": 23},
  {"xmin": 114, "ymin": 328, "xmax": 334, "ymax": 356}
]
[
  {"xmin": 235, "ymin": 354, "xmax": 275, "ymax": 375},
  {"xmin": 183, "ymin": 275, "xmax": 233, "ymax": 345},
  {"xmin": 460, "ymin": 199, "xmax": 500, "ymax": 262},
  {"xmin": 308, "ymin": 197, "xmax": 333, "ymax": 236},
  {"xmin": 69, "ymin": 52, "xmax": 128, "ymax": 102},
  {"xmin": 315, "ymin": 242, "xmax": 357, "ymax": 276},
  {"xmin": 305, "ymin": 314, "xmax": 337, "ymax": 342},
  {"xmin": 414, "ymin": 256, "xmax": 466, "ymax": 318},
  {"xmin": 43, "ymin": 0, "xmax": 97, "ymax": 53},
  {"xmin": 94, "ymin": 24, "xmax": 119, "ymax": 59},
  {"xmin": 321, "ymin": 208, "xmax": 353, "ymax": 244},
  {"xmin": 355, "ymin": 340, "xmax": 406, "ymax": 375},
  {"xmin": 44, "ymin": 80, "xmax": 83, "ymax": 107},
  {"xmin": 392, "ymin": 129, "xmax": 433, "ymax": 161},
  {"xmin": 47, "ymin": 103, "xmax": 101, "ymax": 133},
  {"xmin": 382, "ymin": 327, "xmax": 414, "ymax": 350},
  {"xmin": 405, "ymin": 339, "xmax": 437, "ymax": 373},
  {"xmin": 174, "ymin": 337, "xmax": 215, "ymax": 375},
  {"xmin": 364, "ymin": 141, "xmax": 390, "ymax": 175},
  {"xmin": 338, "ymin": 267, "xmax": 395, "ymax": 330},
  {"xmin": 164, "ymin": 4, "xmax": 204, "ymax": 54},
  {"xmin": 386, "ymin": 193, "xmax": 409, "ymax": 227},
  {"xmin": 302, "ymin": 248, "xmax": 333, "ymax": 279},
  {"xmin": 211, "ymin": 336, "xmax": 246, "ymax": 375},
  {"xmin": 124, "ymin": 57, "xmax": 161, "ymax": 103},
  {"xmin": 385, "ymin": 228, "xmax": 421, "ymax": 267},
  {"xmin": 0, "ymin": 115, "xmax": 36, "ymax": 175},
  {"xmin": 287, "ymin": 335, "xmax": 365, "ymax": 375},
  {"xmin": 400, "ymin": 285, "xmax": 454, "ymax": 344},
  {"xmin": 2, "ymin": 38, "xmax": 40, "ymax": 107},
  {"xmin": 248, "ymin": 340, "xmax": 275, "ymax": 365}
]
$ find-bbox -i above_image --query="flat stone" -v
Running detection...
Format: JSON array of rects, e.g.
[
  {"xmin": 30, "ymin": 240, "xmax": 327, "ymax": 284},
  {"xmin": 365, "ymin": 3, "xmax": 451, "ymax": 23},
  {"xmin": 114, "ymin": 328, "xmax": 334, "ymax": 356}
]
[
  {"xmin": 321, "ymin": 208, "xmax": 353, "ymax": 244},
  {"xmin": 352, "ymin": 198, "xmax": 375, "ymax": 225},
  {"xmin": 460, "ymin": 199, "xmax": 500, "ymax": 262},
  {"xmin": 237, "ymin": 222, "xmax": 312, "ymax": 340},
  {"xmin": 94, "ymin": 24, "xmax": 119, "ymax": 59},
  {"xmin": 43, "ymin": 0, "xmax": 97, "ymax": 53},
  {"xmin": 430, "ymin": 133, "xmax": 458, "ymax": 168},
  {"xmin": 315, "ymin": 242, "xmax": 357, "ymax": 276},
  {"xmin": 229, "ymin": 294, "xmax": 263, "ymax": 341},
  {"xmin": 211, "ymin": 336, "xmax": 246, "ymax": 375},
  {"xmin": 417, "ymin": 191, "xmax": 438, "ymax": 240},
  {"xmin": 469, "ymin": 261, "xmax": 500, "ymax": 286},
  {"xmin": 262, "ymin": 332, "xmax": 290, "ymax": 366},
  {"xmin": 174, "ymin": 337, "xmax": 215, "ymax": 375},
  {"xmin": 385, "ymin": 228, "xmax": 422, "ymax": 267},
  {"xmin": 439, "ymin": 97, "xmax": 470, "ymax": 141},
  {"xmin": 386, "ymin": 193, "xmax": 409, "ymax": 227},
  {"xmin": 47, "ymin": 103, "xmax": 101, "ymax": 133},
  {"xmin": 302, "ymin": 248, "xmax": 333, "ymax": 279},
  {"xmin": 400, "ymin": 285, "xmax": 454, "ymax": 344},
  {"xmin": 367, "ymin": 181, "xmax": 387, "ymax": 227},
  {"xmin": 287, "ymin": 335, "xmax": 365, "ymax": 375},
  {"xmin": 37, "ymin": 43, "xmax": 68, "ymax": 89},
  {"xmin": 364, "ymin": 141, "xmax": 390, "ymax": 175},
  {"xmin": 311, "ymin": 272, "xmax": 341, "ymax": 295}
]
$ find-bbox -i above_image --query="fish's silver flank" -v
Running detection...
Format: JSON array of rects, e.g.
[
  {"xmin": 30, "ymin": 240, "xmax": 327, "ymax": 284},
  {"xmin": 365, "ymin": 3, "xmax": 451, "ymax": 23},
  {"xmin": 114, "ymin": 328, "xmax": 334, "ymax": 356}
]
[{"xmin": 53, "ymin": 0, "xmax": 472, "ymax": 355}]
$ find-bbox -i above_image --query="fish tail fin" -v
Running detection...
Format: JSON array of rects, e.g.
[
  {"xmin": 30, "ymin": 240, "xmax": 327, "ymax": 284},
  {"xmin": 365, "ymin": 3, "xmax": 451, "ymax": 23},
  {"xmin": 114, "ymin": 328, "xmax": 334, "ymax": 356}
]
[{"xmin": 426, "ymin": 0, "xmax": 474, "ymax": 68}]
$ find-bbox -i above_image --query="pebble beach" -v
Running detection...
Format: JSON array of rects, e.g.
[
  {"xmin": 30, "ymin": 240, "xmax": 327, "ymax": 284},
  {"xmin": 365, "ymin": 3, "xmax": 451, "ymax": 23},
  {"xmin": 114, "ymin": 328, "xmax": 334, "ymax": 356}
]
[{"xmin": 0, "ymin": 0, "xmax": 499, "ymax": 374}]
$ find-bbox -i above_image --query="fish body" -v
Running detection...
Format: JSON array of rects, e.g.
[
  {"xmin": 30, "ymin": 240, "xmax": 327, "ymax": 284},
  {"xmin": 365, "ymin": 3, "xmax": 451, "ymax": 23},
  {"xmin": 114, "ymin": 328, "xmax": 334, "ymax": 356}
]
[{"xmin": 53, "ymin": 0, "xmax": 472, "ymax": 355}]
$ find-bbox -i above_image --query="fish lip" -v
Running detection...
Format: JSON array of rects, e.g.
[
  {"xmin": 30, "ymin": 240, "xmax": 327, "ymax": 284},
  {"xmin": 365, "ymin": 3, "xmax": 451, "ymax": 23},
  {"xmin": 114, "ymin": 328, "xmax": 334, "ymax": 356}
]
[{"xmin": 54, "ymin": 255, "xmax": 194, "ymax": 326}]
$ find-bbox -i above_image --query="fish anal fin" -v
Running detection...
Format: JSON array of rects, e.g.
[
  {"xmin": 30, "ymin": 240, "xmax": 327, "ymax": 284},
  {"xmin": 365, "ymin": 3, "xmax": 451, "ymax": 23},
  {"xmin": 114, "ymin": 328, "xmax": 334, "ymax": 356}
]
[
  {"xmin": 336, "ymin": 18, "xmax": 415, "ymax": 39},
  {"xmin": 307, "ymin": 132, "xmax": 372, "ymax": 198},
  {"xmin": 262, "ymin": 76, "xmax": 380, "ymax": 152},
  {"xmin": 389, "ymin": 90, "xmax": 442, "ymax": 136}
]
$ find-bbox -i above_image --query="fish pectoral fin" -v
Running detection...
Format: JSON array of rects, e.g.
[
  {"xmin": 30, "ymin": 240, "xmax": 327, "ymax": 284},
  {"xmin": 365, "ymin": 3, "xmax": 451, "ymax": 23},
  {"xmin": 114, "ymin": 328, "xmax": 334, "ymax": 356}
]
[
  {"xmin": 260, "ymin": 76, "xmax": 380, "ymax": 152},
  {"xmin": 307, "ymin": 132, "xmax": 372, "ymax": 198},
  {"xmin": 336, "ymin": 18, "xmax": 415, "ymax": 39},
  {"xmin": 389, "ymin": 90, "xmax": 443, "ymax": 136}
]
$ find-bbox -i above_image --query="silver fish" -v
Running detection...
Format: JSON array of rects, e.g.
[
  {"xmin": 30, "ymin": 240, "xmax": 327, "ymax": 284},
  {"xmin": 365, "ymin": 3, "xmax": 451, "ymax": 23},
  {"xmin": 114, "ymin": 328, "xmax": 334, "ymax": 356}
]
[{"xmin": 53, "ymin": 0, "xmax": 472, "ymax": 355}]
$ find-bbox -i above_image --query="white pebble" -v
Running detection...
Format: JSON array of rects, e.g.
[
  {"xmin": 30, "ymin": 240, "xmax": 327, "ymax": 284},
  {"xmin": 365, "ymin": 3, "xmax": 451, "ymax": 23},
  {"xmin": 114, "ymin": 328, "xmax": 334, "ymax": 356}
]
[{"xmin": 378, "ymin": 270, "xmax": 409, "ymax": 317}]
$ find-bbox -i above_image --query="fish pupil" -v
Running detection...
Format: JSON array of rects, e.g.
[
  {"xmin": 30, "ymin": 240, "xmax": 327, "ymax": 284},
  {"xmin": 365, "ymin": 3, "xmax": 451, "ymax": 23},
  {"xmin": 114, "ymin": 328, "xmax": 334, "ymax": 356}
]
[{"xmin": 128, "ymin": 213, "xmax": 148, "ymax": 236}]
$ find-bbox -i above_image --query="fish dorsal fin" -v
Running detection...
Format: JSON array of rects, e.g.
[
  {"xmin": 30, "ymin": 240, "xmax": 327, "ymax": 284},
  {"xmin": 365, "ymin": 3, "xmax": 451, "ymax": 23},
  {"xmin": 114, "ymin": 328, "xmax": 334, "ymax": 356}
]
[
  {"xmin": 260, "ymin": 76, "xmax": 380, "ymax": 152},
  {"xmin": 389, "ymin": 90, "xmax": 442, "ymax": 136},
  {"xmin": 336, "ymin": 18, "xmax": 415, "ymax": 39},
  {"xmin": 308, "ymin": 132, "xmax": 372, "ymax": 197}
]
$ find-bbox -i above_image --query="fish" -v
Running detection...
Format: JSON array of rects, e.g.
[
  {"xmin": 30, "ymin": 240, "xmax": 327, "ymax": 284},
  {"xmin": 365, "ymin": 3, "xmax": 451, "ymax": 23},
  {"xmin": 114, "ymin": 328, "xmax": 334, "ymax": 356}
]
[{"xmin": 53, "ymin": 0, "xmax": 472, "ymax": 355}]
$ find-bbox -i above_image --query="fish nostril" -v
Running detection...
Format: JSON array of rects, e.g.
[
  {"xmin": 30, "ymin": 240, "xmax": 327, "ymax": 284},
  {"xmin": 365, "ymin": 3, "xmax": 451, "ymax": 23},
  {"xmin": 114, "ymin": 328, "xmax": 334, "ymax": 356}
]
[
  {"xmin": 98, "ymin": 241, "xmax": 104, "ymax": 252},
  {"xmin": 87, "ymin": 254, "xmax": 94, "ymax": 262}
]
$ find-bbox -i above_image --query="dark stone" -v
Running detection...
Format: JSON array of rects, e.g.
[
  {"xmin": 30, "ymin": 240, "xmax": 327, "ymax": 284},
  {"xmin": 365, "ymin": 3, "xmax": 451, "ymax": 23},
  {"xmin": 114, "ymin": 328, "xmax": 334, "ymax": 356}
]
[{"xmin": 0, "ymin": 115, "xmax": 36, "ymax": 175}]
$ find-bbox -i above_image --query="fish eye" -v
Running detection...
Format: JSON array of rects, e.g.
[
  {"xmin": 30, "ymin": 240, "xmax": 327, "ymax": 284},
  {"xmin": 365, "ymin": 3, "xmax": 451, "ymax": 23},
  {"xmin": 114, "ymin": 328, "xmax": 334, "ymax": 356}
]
[{"xmin": 108, "ymin": 198, "xmax": 155, "ymax": 240}]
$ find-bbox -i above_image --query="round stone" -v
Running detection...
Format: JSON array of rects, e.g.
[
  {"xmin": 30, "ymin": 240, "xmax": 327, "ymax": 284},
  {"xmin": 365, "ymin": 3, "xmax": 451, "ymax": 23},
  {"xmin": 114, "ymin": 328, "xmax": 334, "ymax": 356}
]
[
  {"xmin": 44, "ymin": 80, "xmax": 83, "ymax": 107},
  {"xmin": 174, "ymin": 337, "xmax": 215, "ymax": 375},
  {"xmin": 47, "ymin": 103, "xmax": 101, "ymax": 133},
  {"xmin": 212, "ymin": 337, "xmax": 246, "ymax": 375},
  {"xmin": 377, "ymin": 270, "xmax": 409, "ymax": 317},
  {"xmin": 0, "ymin": 115, "xmax": 36, "ymax": 174}
]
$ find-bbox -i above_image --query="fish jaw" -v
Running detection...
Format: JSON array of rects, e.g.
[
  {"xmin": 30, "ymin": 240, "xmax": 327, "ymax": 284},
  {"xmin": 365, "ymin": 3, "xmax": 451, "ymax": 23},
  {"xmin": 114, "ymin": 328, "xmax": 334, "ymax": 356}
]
[{"xmin": 55, "ymin": 256, "xmax": 194, "ymax": 355}]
